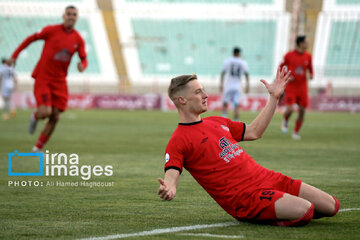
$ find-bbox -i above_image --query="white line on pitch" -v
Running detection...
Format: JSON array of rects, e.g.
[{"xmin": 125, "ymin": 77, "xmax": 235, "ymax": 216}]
[
  {"xmin": 77, "ymin": 222, "xmax": 239, "ymax": 240},
  {"xmin": 339, "ymin": 208, "xmax": 360, "ymax": 212},
  {"xmin": 179, "ymin": 233, "xmax": 244, "ymax": 238},
  {"xmin": 77, "ymin": 208, "xmax": 360, "ymax": 240}
]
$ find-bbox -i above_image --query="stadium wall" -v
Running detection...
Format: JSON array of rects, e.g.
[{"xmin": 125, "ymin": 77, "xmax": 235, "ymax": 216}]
[{"xmin": 6, "ymin": 92, "xmax": 360, "ymax": 112}]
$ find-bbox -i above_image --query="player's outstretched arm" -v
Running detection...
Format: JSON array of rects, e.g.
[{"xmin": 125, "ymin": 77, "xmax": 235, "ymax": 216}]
[
  {"xmin": 244, "ymin": 72, "xmax": 250, "ymax": 93},
  {"xmin": 244, "ymin": 67, "xmax": 291, "ymax": 141},
  {"xmin": 220, "ymin": 70, "xmax": 225, "ymax": 93},
  {"xmin": 157, "ymin": 169, "xmax": 180, "ymax": 201},
  {"xmin": 10, "ymin": 33, "xmax": 45, "ymax": 66}
]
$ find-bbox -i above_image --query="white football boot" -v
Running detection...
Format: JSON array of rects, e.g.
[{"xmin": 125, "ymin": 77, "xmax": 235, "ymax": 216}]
[
  {"xmin": 281, "ymin": 120, "xmax": 288, "ymax": 134},
  {"xmin": 292, "ymin": 132, "xmax": 301, "ymax": 140},
  {"xmin": 28, "ymin": 113, "xmax": 38, "ymax": 134}
]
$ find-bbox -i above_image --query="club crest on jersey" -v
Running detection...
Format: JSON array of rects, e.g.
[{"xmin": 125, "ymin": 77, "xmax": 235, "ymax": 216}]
[
  {"xmin": 165, "ymin": 153, "xmax": 170, "ymax": 163},
  {"xmin": 221, "ymin": 125, "xmax": 230, "ymax": 132},
  {"xmin": 294, "ymin": 66, "xmax": 305, "ymax": 75},
  {"xmin": 54, "ymin": 48, "xmax": 71, "ymax": 62}
]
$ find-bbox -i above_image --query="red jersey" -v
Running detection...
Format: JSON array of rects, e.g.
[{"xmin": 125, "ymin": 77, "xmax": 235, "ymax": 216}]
[
  {"xmin": 11, "ymin": 24, "xmax": 88, "ymax": 82},
  {"xmin": 280, "ymin": 50, "xmax": 313, "ymax": 92},
  {"xmin": 164, "ymin": 116, "xmax": 281, "ymax": 218}
]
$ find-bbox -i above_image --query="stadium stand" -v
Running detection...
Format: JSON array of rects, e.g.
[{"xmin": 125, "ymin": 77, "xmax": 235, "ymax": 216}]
[
  {"xmin": 325, "ymin": 20, "xmax": 360, "ymax": 78},
  {"xmin": 313, "ymin": 0, "xmax": 360, "ymax": 93},
  {"xmin": 131, "ymin": 19, "xmax": 276, "ymax": 76},
  {"xmin": 113, "ymin": 0, "xmax": 290, "ymax": 89},
  {"xmin": 2, "ymin": 0, "xmax": 358, "ymax": 95}
]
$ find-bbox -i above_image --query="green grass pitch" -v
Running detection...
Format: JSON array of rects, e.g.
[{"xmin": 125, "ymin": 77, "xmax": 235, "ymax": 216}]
[{"xmin": 0, "ymin": 109, "xmax": 359, "ymax": 239}]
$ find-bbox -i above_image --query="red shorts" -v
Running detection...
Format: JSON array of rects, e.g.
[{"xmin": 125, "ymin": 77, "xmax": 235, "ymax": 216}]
[
  {"xmin": 34, "ymin": 80, "xmax": 68, "ymax": 112},
  {"xmin": 284, "ymin": 89, "xmax": 309, "ymax": 108},
  {"xmin": 235, "ymin": 172, "xmax": 302, "ymax": 222}
]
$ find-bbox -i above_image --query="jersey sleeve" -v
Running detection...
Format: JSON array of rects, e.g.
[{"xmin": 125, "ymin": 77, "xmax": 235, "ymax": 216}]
[
  {"xmin": 227, "ymin": 119, "xmax": 246, "ymax": 142},
  {"xmin": 11, "ymin": 25, "xmax": 53, "ymax": 59},
  {"xmin": 242, "ymin": 60, "xmax": 249, "ymax": 74},
  {"xmin": 308, "ymin": 54, "xmax": 314, "ymax": 77},
  {"xmin": 164, "ymin": 135, "xmax": 186, "ymax": 174},
  {"xmin": 77, "ymin": 34, "xmax": 88, "ymax": 70}
]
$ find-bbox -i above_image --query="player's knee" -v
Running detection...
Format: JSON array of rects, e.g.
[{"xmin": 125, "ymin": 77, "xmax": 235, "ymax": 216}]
[
  {"xmin": 49, "ymin": 113, "xmax": 60, "ymax": 122},
  {"xmin": 37, "ymin": 109, "xmax": 52, "ymax": 119},
  {"xmin": 276, "ymin": 203, "xmax": 314, "ymax": 227},
  {"xmin": 285, "ymin": 107, "xmax": 293, "ymax": 115},
  {"xmin": 294, "ymin": 203, "xmax": 314, "ymax": 226},
  {"xmin": 295, "ymin": 200, "xmax": 313, "ymax": 219}
]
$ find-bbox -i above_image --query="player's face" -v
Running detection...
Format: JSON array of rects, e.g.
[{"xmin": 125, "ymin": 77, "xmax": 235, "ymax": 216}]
[
  {"xmin": 184, "ymin": 80, "xmax": 208, "ymax": 114},
  {"xmin": 300, "ymin": 39, "xmax": 308, "ymax": 51},
  {"xmin": 63, "ymin": 8, "xmax": 78, "ymax": 29}
]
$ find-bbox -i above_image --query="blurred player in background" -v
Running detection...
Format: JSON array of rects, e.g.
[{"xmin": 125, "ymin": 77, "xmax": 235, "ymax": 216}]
[
  {"xmin": 7, "ymin": 5, "xmax": 88, "ymax": 152},
  {"xmin": 158, "ymin": 69, "xmax": 339, "ymax": 226},
  {"xmin": 220, "ymin": 47, "xmax": 249, "ymax": 121},
  {"xmin": 0, "ymin": 58, "xmax": 17, "ymax": 120},
  {"xmin": 280, "ymin": 35, "xmax": 313, "ymax": 140}
]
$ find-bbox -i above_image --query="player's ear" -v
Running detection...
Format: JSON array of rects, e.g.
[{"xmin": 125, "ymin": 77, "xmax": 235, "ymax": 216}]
[{"xmin": 177, "ymin": 96, "xmax": 187, "ymax": 105}]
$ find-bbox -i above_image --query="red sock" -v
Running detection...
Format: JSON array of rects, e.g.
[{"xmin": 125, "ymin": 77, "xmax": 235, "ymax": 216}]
[
  {"xmin": 313, "ymin": 196, "xmax": 340, "ymax": 219},
  {"xmin": 294, "ymin": 120, "xmax": 303, "ymax": 133},
  {"xmin": 330, "ymin": 196, "xmax": 340, "ymax": 216},
  {"xmin": 274, "ymin": 204, "xmax": 314, "ymax": 227},
  {"xmin": 284, "ymin": 115, "xmax": 289, "ymax": 122},
  {"xmin": 35, "ymin": 132, "xmax": 50, "ymax": 149}
]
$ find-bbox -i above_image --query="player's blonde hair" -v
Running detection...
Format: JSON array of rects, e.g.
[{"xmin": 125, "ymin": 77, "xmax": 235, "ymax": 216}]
[{"xmin": 168, "ymin": 74, "xmax": 197, "ymax": 104}]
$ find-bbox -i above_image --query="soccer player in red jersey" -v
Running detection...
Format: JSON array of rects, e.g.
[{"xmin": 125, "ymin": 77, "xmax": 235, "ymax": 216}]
[
  {"xmin": 280, "ymin": 35, "xmax": 313, "ymax": 140},
  {"xmin": 157, "ymin": 69, "xmax": 339, "ymax": 226},
  {"xmin": 7, "ymin": 6, "xmax": 88, "ymax": 152}
]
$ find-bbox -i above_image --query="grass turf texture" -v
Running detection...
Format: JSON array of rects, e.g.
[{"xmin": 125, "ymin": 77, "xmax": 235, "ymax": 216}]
[{"xmin": 0, "ymin": 110, "xmax": 359, "ymax": 240}]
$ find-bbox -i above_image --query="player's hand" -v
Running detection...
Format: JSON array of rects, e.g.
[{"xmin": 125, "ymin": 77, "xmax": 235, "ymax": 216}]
[
  {"xmin": 157, "ymin": 177, "xmax": 176, "ymax": 201},
  {"xmin": 260, "ymin": 66, "xmax": 291, "ymax": 99},
  {"xmin": 77, "ymin": 62, "xmax": 85, "ymax": 72},
  {"xmin": 6, "ymin": 58, "xmax": 16, "ymax": 66}
]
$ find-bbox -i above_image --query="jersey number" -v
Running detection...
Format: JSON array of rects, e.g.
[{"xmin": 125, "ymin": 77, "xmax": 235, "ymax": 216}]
[
  {"xmin": 260, "ymin": 191, "xmax": 275, "ymax": 201},
  {"xmin": 230, "ymin": 64, "xmax": 241, "ymax": 77}
]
